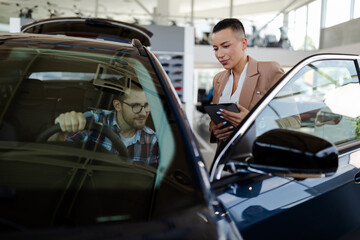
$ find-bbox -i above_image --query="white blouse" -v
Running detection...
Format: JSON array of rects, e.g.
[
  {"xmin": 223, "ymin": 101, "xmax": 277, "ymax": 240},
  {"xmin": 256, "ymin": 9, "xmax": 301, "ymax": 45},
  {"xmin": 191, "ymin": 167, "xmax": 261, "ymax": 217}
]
[{"xmin": 218, "ymin": 62, "xmax": 248, "ymax": 104}]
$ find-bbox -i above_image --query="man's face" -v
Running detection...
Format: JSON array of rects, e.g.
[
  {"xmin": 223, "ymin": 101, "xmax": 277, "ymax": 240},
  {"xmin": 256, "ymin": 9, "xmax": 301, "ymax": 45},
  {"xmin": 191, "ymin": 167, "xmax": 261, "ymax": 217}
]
[
  {"xmin": 116, "ymin": 90, "xmax": 149, "ymax": 130},
  {"xmin": 212, "ymin": 27, "xmax": 247, "ymax": 70}
]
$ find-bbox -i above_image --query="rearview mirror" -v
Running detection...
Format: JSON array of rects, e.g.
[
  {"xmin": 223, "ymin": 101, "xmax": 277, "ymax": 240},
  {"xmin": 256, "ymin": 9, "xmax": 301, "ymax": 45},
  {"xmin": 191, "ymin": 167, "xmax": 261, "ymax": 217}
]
[{"xmin": 251, "ymin": 129, "xmax": 338, "ymax": 178}]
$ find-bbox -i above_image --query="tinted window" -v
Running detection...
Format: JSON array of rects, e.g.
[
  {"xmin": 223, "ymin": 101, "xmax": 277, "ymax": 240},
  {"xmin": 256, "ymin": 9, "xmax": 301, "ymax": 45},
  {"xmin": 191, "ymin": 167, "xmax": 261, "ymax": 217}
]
[
  {"xmin": 256, "ymin": 59, "xmax": 360, "ymax": 145},
  {"xmin": 0, "ymin": 42, "xmax": 200, "ymax": 231}
]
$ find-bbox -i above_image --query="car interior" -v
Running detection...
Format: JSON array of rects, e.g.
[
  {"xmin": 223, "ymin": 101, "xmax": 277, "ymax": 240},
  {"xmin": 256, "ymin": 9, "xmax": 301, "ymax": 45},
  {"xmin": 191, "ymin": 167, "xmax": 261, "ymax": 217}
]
[
  {"xmin": 0, "ymin": 48, "xmax": 160, "ymax": 229},
  {"xmin": 0, "ymin": 54, "xmax": 156, "ymax": 143}
]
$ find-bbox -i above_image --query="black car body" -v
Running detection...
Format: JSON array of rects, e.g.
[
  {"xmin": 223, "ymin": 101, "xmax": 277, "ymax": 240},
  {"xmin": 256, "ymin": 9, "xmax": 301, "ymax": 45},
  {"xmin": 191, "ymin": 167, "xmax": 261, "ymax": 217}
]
[
  {"xmin": 0, "ymin": 19, "xmax": 360, "ymax": 239},
  {"xmin": 210, "ymin": 53, "xmax": 360, "ymax": 240},
  {"xmin": 21, "ymin": 17, "xmax": 153, "ymax": 46},
  {"xmin": 0, "ymin": 32, "xmax": 241, "ymax": 239}
]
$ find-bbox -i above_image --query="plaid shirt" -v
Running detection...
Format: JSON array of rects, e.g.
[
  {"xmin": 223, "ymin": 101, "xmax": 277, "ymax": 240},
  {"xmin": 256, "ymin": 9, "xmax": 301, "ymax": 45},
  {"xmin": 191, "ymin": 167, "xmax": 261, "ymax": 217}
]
[{"xmin": 66, "ymin": 110, "xmax": 159, "ymax": 168}]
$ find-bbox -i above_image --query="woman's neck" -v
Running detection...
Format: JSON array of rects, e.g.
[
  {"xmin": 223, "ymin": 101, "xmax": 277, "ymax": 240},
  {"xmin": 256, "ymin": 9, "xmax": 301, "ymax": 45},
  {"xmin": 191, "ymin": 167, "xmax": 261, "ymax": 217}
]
[{"xmin": 232, "ymin": 55, "xmax": 248, "ymax": 78}]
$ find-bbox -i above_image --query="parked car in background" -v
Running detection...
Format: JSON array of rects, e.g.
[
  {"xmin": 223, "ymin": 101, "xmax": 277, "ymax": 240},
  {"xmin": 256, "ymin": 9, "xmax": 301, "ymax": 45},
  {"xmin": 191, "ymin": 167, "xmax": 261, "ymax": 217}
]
[{"xmin": 0, "ymin": 18, "xmax": 360, "ymax": 239}]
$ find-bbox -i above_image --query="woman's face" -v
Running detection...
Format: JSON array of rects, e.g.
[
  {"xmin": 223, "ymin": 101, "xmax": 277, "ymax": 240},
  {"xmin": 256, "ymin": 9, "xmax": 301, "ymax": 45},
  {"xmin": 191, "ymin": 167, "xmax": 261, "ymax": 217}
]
[{"xmin": 212, "ymin": 27, "xmax": 247, "ymax": 70}]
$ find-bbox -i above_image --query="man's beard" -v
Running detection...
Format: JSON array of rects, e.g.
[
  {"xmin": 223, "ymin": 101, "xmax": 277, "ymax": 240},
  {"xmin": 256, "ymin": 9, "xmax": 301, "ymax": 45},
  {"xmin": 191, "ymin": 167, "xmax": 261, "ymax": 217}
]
[{"xmin": 131, "ymin": 116, "xmax": 147, "ymax": 129}]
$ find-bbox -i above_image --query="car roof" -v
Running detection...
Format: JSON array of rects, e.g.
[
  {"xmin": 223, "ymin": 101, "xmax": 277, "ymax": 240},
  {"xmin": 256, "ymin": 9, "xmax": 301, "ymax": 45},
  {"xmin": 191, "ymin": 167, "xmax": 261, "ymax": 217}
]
[
  {"xmin": 20, "ymin": 17, "xmax": 153, "ymax": 47},
  {"xmin": 0, "ymin": 32, "xmax": 143, "ymax": 56}
]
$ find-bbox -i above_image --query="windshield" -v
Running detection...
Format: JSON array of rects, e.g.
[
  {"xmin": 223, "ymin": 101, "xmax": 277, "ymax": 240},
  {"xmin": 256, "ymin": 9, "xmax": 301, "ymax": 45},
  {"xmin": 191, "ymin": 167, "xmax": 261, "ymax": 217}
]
[{"xmin": 0, "ymin": 40, "xmax": 200, "ymax": 231}]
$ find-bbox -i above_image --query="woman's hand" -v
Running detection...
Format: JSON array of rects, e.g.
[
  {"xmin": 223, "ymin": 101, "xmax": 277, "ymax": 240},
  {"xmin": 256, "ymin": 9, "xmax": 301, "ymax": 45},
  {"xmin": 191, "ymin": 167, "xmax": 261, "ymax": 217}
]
[
  {"xmin": 209, "ymin": 103, "xmax": 249, "ymax": 141},
  {"xmin": 210, "ymin": 120, "xmax": 234, "ymax": 141},
  {"xmin": 218, "ymin": 103, "xmax": 249, "ymax": 127}
]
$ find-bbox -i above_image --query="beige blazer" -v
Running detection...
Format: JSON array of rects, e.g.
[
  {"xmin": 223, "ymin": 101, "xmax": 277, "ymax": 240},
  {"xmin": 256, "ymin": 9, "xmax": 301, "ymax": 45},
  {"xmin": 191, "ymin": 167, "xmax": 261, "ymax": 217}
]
[{"xmin": 212, "ymin": 56, "xmax": 285, "ymax": 111}]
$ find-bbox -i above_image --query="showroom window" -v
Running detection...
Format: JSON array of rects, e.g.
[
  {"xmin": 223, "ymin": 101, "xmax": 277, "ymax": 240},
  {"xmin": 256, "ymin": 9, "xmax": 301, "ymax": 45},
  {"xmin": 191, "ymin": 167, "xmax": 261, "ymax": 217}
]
[{"xmin": 324, "ymin": 0, "xmax": 351, "ymax": 28}]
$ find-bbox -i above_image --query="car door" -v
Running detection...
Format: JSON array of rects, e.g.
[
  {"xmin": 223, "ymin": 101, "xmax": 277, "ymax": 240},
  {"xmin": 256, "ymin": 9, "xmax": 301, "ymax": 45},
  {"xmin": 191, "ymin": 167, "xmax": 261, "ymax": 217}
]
[{"xmin": 211, "ymin": 54, "xmax": 360, "ymax": 239}]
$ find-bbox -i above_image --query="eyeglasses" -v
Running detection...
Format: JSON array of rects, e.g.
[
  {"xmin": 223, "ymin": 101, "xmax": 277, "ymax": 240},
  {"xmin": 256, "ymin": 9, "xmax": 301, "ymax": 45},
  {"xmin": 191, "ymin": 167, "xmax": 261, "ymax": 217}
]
[{"xmin": 122, "ymin": 101, "xmax": 150, "ymax": 114}]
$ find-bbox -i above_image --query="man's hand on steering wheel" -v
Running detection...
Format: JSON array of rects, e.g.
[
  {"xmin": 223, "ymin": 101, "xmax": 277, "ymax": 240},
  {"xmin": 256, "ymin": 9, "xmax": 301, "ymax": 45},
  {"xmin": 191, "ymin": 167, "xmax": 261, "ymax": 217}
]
[
  {"xmin": 55, "ymin": 111, "xmax": 86, "ymax": 133},
  {"xmin": 37, "ymin": 111, "xmax": 129, "ymax": 158}
]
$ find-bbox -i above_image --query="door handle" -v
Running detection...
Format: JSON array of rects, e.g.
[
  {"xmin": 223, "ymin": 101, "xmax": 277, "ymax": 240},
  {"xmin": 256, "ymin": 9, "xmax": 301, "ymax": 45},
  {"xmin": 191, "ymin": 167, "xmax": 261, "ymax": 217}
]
[{"xmin": 354, "ymin": 171, "xmax": 360, "ymax": 184}]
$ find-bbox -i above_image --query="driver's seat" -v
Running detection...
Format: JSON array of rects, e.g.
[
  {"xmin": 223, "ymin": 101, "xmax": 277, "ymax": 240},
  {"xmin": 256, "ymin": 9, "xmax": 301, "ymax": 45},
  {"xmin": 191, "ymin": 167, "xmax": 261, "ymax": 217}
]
[{"xmin": 5, "ymin": 79, "xmax": 55, "ymax": 142}]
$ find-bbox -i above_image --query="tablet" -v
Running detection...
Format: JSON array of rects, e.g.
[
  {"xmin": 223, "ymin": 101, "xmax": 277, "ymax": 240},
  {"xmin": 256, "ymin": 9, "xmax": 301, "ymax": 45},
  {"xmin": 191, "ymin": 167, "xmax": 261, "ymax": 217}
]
[{"xmin": 204, "ymin": 103, "xmax": 239, "ymax": 126}]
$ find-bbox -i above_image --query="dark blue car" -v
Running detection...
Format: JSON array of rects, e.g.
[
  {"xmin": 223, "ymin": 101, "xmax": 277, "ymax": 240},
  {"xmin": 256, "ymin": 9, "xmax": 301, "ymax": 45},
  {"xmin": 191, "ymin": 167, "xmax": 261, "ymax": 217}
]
[{"xmin": 0, "ymin": 18, "xmax": 360, "ymax": 239}]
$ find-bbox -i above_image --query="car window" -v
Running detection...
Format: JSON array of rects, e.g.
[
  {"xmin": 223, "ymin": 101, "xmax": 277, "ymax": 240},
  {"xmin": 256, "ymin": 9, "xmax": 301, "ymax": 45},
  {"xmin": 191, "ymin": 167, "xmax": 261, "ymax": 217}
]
[
  {"xmin": 255, "ymin": 59, "xmax": 360, "ymax": 145},
  {"xmin": 0, "ymin": 42, "xmax": 200, "ymax": 230}
]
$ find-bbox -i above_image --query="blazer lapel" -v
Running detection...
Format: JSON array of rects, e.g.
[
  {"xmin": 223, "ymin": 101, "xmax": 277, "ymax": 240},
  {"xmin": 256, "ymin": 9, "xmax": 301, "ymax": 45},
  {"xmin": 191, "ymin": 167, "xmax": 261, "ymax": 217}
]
[
  {"xmin": 213, "ymin": 70, "xmax": 231, "ymax": 104},
  {"xmin": 239, "ymin": 56, "xmax": 259, "ymax": 109}
]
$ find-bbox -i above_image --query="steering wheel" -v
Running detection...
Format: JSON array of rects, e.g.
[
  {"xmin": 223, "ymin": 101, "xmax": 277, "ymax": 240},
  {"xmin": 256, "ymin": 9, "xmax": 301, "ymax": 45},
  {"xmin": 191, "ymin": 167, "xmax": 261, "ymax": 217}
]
[{"xmin": 36, "ymin": 121, "xmax": 129, "ymax": 158}]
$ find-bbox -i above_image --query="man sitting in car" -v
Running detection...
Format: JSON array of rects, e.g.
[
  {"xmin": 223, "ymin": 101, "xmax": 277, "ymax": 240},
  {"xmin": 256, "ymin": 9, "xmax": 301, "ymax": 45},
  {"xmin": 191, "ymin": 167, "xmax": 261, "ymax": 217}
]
[{"xmin": 52, "ymin": 84, "xmax": 160, "ymax": 169}]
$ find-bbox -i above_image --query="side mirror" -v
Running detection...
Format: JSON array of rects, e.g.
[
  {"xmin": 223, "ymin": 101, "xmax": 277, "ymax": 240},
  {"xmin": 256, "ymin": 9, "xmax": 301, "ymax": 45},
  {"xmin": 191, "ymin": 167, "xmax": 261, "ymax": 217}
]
[
  {"xmin": 315, "ymin": 108, "xmax": 342, "ymax": 126},
  {"xmin": 251, "ymin": 129, "xmax": 338, "ymax": 178}
]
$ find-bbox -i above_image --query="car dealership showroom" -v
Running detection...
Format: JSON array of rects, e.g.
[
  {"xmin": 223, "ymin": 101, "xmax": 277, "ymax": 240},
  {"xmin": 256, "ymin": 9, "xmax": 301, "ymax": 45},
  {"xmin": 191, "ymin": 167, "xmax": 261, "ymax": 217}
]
[{"xmin": 1, "ymin": 0, "xmax": 360, "ymax": 239}]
